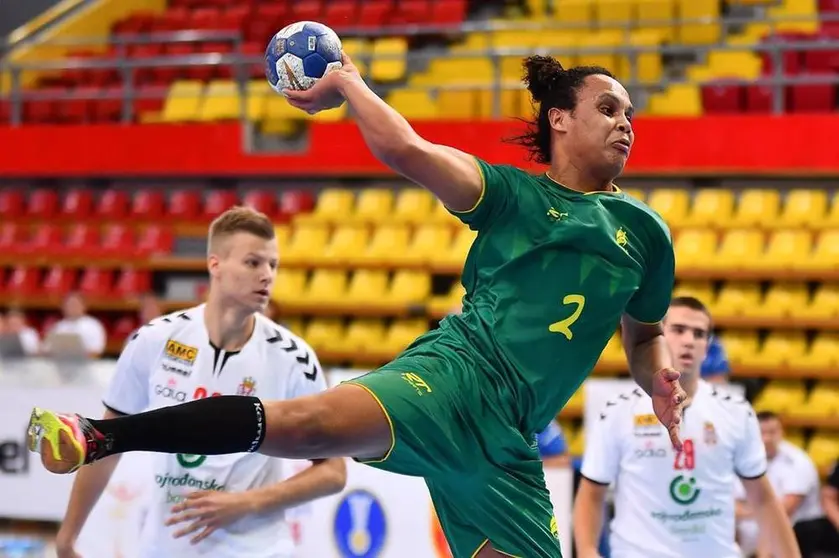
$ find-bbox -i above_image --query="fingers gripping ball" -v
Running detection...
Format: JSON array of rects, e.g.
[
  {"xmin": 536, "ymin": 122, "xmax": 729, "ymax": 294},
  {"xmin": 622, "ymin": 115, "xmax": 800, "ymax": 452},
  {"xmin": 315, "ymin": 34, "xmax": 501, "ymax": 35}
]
[{"xmin": 265, "ymin": 21, "xmax": 343, "ymax": 94}]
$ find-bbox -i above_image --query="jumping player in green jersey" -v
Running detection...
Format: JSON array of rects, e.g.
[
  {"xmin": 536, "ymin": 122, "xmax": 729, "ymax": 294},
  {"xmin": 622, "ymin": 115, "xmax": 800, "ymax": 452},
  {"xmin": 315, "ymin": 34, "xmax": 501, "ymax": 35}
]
[{"xmin": 27, "ymin": 54, "xmax": 686, "ymax": 558}]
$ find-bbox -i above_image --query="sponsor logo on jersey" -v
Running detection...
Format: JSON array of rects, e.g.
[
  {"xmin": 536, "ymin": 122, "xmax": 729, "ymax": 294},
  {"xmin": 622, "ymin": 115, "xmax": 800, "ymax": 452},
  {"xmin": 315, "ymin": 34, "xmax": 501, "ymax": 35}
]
[
  {"xmin": 669, "ymin": 475, "xmax": 701, "ymax": 505},
  {"xmin": 155, "ymin": 379, "xmax": 187, "ymax": 403},
  {"xmin": 616, "ymin": 227, "xmax": 629, "ymax": 252},
  {"xmin": 633, "ymin": 413, "xmax": 663, "ymax": 437},
  {"xmin": 635, "ymin": 447, "xmax": 668, "ymax": 459},
  {"xmin": 237, "ymin": 376, "xmax": 257, "ymax": 396},
  {"xmin": 703, "ymin": 421, "xmax": 717, "ymax": 446},
  {"xmin": 162, "ymin": 363, "xmax": 191, "ymax": 377},
  {"xmin": 156, "ymin": 472, "xmax": 226, "ymax": 504},
  {"xmin": 547, "ymin": 207, "xmax": 568, "ymax": 222},
  {"xmin": 401, "ymin": 372, "xmax": 432, "ymax": 396},
  {"xmin": 333, "ymin": 489, "xmax": 387, "ymax": 558},
  {"xmin": 165, "ymin": 340, "xmax": 198, "ymax": 364},
  {"xmin": 177, "ymin": 453, "xmax": 207, "ymax": 469},
  {"xmin": 650, "ymin": 507, "xmax": 723, "ymax": 540}
]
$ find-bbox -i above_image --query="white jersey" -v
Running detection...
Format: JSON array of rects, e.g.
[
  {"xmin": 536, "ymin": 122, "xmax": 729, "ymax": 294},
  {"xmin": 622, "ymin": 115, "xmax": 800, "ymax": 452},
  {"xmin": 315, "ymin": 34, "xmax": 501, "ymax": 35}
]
[
  {"xmin": 581, "ymin": 381, "xmax": 767, "ymax": 558},
  {"xmin": 102, "ymin": 305, "xmax": 326, "ymax": 558}
]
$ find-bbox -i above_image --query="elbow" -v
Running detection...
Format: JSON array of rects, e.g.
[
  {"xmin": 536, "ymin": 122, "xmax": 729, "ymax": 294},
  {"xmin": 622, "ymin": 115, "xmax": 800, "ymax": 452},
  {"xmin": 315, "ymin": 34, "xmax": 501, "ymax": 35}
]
[
  {"xmin": 376, "ymin": 134, "xmax": 424, "ymax": 171},
  {"xmin": 327, "ymin": 458, "xmax": 348, "ymax": 493}
]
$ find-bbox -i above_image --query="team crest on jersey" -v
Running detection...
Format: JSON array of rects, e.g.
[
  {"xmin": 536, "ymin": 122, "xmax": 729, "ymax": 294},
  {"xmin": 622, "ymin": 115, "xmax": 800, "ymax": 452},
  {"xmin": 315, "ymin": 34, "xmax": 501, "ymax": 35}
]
[
  {"xmin": 237, "ymin": 376, "xmax": 257, "ymax": 396},
  {"xmin": 703, "ymin": 421, "xmax": 717, "ymax": 446},
  {"xmin": 165, "ymin": 340, "xmax": 198, "ymax": 364},
  {"xmin": 633, "ymin": 413, "xmax": 662, "ymax": 437}
]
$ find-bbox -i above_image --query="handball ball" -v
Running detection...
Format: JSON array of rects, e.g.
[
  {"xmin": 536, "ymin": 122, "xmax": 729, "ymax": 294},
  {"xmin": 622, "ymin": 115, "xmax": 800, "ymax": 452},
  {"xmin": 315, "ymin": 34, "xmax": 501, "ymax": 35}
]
[{"xmin": 265, "ymin": 21, "xmax": 343, "ymax": 94}]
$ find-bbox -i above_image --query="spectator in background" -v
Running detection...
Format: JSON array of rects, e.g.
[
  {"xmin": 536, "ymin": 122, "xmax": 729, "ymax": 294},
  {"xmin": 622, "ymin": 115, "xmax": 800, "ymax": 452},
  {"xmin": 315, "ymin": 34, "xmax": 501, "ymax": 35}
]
[
  {"xmin": 5, "ymin": 307, "xmax": 41, "ymax": 356},
  {"xmin": 537, "ymin": 419, "xmax": 571, "ymax": 468},
  {"xmin": 44, "ymin": 292, "xmax": 106, "ymax": 358},
  {"xmin": 138, "ymin": 292, "xmax": 162, "ymax": 325},
  {"xmin": 701, "ymin": 335, "xmax": 730, "ymax": 384}
]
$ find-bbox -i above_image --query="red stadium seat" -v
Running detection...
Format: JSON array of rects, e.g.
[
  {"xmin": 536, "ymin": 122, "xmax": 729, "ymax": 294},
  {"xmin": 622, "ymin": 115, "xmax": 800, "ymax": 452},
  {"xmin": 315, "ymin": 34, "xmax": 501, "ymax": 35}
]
[
  {"xmin": 132, "ymin": 190, "xmax": 166, "ymax": 220},
  {"xmin": 28, "ymin": 190, "xmax": 59, "ymax": 220},
  {"xmin": 701, "ymin": 82, "xmax": 744, "ymax": 113},
  {"xmin": 803, "ymin": 36, "xmax": 839, "ymax": 72},
  {"xmin": 79, "ymin": 268, "xmax": 114, "ymax": 297},
  {"xmin": 114, "ymin": 269, "xmax": 152, "ymax": 295},
  {"xmin": 24, "ymin": 224, "xmax": 62, "ymax": 257},
  {"xmin": 392, "ymin": 0, "xmax": 430, "ymax": 25},
  {"xmin": 323, "ymin": 1, "xmax": 358, "ymax": 31},
  {"xmin": 95, "ymin": 190, "xmax": 130, "ymax": 220},
  {"xmin": 56, "ymin": 88, "xmax": 96, "ymax": 124},
  {"xmin": 58, "ymin": 189, "xmax": 94, "ymax": 221},
  {"xmin": 89, "ymin": 86, "xmax": 123, "ymax": 123},
  {"xmin": 136, "ymin": 226, "xmax": 174, "ymax": 257},
  {"xmin": 760, "ymin": 34, "xmax": 805, "ymax": 75},
  {"xmin": 169, "ymin": 190, "xmax": 203, "ymax": 221},
  {"xmin": 42, "ymin": 267, "xmax": 77, "ymax": 297},
  {"xmin": 8, "ymin": 267, "xmax": 42, "ymax": 296},
  {"xmin": 190, "ymin": 7, "xmax": 222, "ymax": 30},
  {"xmin": 431, "ymin": 0, "xmax": 467, "ymax": 24},
  {"xmin": 218, "ymin": 5, "xmax": 251, "ymax": 32},
  {"xmin": 111, "ymin": 316, "xmax": 139, "ymax": 344},
  {"xmin": 0, "ymin": 190, "xmax": 25, "ymax": 219},
  {"xmin": 787, "ymin": 83, "xmax": 835, "ymax": 112},
  {"xmin": 358, "ymin": 0, "xmax": 393, "ymax": 28},
  {"xmin": 0, "ymin": 223, "xmax": 24, "ymax": 251},
  {"xmin": 242, "ymin": 190, "xmax": 278, "ymax": 218},
  {"xmin": 157, "ymin": 7, "xmax": 191, "ymax": 31},
  {"xmin": 203, "ymin": 190, "xmax": 238, "ymax": 221},
  {"xmin": 292, "ymin": 1, "xmax": 324, "ymax": 22},
  {"xmin": 280, "ymin": 190, "xmax": 316, "ymax": 218},
  {"xmin": 98, "ymin": 224, "xmax": 136, "ymax": 258},
  {"xmin": 745, "ymin": 85, "xmax": 774, "ymax": 113},
  {"xmin": 62, "ymin": 224, "xmax": 99, "ymax": 258}
]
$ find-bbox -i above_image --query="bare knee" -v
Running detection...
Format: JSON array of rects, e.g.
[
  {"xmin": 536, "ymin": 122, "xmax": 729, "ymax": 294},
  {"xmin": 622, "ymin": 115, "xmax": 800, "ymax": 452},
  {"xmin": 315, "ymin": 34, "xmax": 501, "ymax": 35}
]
[{"xmin": 262, "ymin": 396, "xmax": 336, "ymax": 458}]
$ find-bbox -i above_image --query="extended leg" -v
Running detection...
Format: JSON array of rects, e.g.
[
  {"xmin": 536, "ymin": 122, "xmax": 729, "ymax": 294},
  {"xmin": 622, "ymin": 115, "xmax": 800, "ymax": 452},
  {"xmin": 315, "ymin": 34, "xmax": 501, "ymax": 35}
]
[{"xmin": 28, "ymin": 383, "xmax": 392, "ymax": 474}]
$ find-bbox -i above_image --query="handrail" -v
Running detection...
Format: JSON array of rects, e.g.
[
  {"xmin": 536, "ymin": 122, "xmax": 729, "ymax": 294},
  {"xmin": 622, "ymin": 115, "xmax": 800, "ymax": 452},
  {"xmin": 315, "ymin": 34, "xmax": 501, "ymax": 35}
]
[{"xmin": 4, "ymin": 0, "xmax": 87, "ymax": 50}]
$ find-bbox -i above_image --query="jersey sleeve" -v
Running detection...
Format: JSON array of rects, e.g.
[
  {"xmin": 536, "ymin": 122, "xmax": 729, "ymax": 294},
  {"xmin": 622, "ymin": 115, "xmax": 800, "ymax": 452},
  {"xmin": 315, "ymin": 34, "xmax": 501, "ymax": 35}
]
[
  {"xmin": 580, "ymin": 404, "xmax": 623, "ymax": 485},
  {"xmin": 101, "ymin": 325, "xmax": 158, "ymax": 415},
  {"xmin": 285, "ymin": 339, "xmax": 328, "ymax": 400},
  {"xmin": 447, "ymin": 158, "xmax": 519, "ymax": 230},
  {"xmin": 624, "ymin": 222, "xmax": 675, "ymax": 324},
  {"xmin": 735, "ymin": 405, "xmax": 768, "ymax": 479},
  {"xmin": 536, "ymin": 419, "xmax": 568, "ymax": 457}
]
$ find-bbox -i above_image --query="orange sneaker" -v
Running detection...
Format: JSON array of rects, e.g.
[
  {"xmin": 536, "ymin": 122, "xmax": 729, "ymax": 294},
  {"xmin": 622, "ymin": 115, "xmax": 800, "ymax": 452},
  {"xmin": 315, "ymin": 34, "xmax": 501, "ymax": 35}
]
[{"xmin": 26, "ymin": 408, "xmax": 109, "ymax": 474}]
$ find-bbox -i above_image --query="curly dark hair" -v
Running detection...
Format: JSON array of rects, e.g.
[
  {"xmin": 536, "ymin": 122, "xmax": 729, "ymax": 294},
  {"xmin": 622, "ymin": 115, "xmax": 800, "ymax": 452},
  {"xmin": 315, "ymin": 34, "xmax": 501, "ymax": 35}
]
[{"xmin": 511, "ymin": 55, "xmax": 615, "ymax": 164}]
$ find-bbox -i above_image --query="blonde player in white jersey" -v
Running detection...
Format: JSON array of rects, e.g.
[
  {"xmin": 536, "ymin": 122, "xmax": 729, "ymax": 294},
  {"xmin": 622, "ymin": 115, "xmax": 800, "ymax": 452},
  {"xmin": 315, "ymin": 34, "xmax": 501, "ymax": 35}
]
[
  {"xmin": 55, "ymin": 207, "xmax": 347, "ymax": 558},
  {"xmin": 573, "ymin": 296, "xmax": 800, "ymax": 558}
]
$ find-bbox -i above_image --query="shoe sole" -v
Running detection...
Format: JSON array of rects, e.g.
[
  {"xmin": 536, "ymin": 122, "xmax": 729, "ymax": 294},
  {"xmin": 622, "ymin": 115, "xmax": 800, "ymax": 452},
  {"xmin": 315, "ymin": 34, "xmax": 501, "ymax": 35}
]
[{"xmin": 27, "ymin": 407, "xmax": 84, "ymax": 474}]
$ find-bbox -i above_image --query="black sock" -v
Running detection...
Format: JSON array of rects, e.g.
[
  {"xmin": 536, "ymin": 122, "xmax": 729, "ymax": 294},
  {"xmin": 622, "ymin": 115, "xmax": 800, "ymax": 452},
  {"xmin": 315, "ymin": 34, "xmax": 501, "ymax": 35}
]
[{"xmin": 86, "ymin": 396, "xmax": 266, "ymax": 462}]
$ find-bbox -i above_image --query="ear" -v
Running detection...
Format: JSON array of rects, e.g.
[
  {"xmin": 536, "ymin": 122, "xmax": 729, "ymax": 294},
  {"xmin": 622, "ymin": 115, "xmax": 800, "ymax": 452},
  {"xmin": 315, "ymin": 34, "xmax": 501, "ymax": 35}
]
[
  {"xmin": 547, "ymin": 107, "xmax": 569, "ymax": 133},
  {"xmin": 207, "ymin": 254, "xmax": 220, "ymax": 277}
]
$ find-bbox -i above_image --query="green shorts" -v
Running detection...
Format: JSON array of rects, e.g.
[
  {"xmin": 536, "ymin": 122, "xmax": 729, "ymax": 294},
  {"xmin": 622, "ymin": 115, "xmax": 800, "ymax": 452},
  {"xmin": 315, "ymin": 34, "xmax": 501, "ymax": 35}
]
[{"xmin": 345, "ymin": 342, "xmax": 562, "ymax": 558}]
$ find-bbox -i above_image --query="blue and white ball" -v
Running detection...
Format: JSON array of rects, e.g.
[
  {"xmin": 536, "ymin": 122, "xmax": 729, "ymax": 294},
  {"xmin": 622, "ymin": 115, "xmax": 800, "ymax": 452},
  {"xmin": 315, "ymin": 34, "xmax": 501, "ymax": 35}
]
[{"xmin": 265, "ymin": 21, "xmax": 343, "ymax": 94}]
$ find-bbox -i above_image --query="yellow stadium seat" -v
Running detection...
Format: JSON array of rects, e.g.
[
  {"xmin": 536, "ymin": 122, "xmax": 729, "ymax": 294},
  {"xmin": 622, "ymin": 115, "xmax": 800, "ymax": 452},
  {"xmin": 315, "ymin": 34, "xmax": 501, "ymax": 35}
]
[
  {"xmin": 350, "ymin": 189, "xmax": 394, "ymax": 225},
  {"xmin": 385, "ymin": 270, "xmax": 431, "ymax": 305},
  {"xmin": 296, "ymin": 189, "xmax": 355, "ymax": 225},
  {"xmin": 344, "ymin": 270, "xmax": 390, "ymax": 305},
  {"xmin": 687, "ymin": 51, "xmax": 763, "ymax": 82},
  {"xmin": 264, "ymin": 94, "xmax": 301, "ymax": 121},
  {"xmin": 779, "ymin": 189, "xmax": 828, "ymax": 228},
  {"xmin": 742, "ymin": 282, "xmax": 808, "ymax": 319},
  {"xmin": 246, "ymin": 80, "xmax": 272, "ymax": 122},
  {"xmin": 731, "ymin": 189, "xmax": 781, "ymax": 229},
  {"xmin": 646, "ymin": 189, "xmax": 690, "ymax": 228},
  {"xmin": 450, "ymin": 32, "xmax": 490, "ymax": 54},
  {"xmin": 744, "ymin": 331, "xmax": 807, "ymax": 368},
  {"xmin": 673, "ymin": 281, "xmax": 715, "ymax": 305},
  {"xmin": 161, "ymin": 80, "xmax": 204, "ymax": 122},
  {"xmin": 299, "ymin": 269, "xmax": 348, "ymax": 306},
  {"xmin": 477, "ymin": 89, "xmax": 527, "ymax": 120},
  {"xmin": 636, "ymin": 0, "xmax": 676, "ymax": 42},
  {"xmin": 565, "ymin": 388, "xmax": 585, "ymax": 414},
  {"xmin": 707, "ymin": 229, "xmax": 764, "ymax": 270},
  {"xmin": 568, "ymin": 429, "xmax": 585, "ymax": 456},
  {"xmin": 595, "ymin": 0, "xmax": 634, "ymax": 30},
  {"xmin": 371, "ymin": 37, "xmax": 407, "ymax": 82},
  {"xmin": 711, "ymin": 282, "xmax": 761, "ymax": 319},
  {"xmin": 785, "ymin": 429, "xmax": 806, "ymax": 450},
  {"xmin": 336, "ymin": 319, "xmax": 386, "ymax": 353},
  {"xmin": 414, "ymin": 58, "xmax": 495, "ymax": 87},
  {"xmin": 753, "ymin": 380, "xmax": 806, "ymax": 414},
  {"xmin": 678, "ymin": 0, "xmax": 721, "ymax": 45},
  {"xmin": 492, "ymin": 30, "xmax": 539, "ymax": 81},
  {"xmin": 428, "ymin": 282, "xmax": 466, "ymax": 317},
  {"xmin": 309, "ymin": 103, "xmax": 347, "ymax": 123},
  {"xmin": 272, "ymin": 269, "xmax": 307, "ymax": 303},
  {"xmin": 578, "ymin": 31, "xmax": 625, "ymax": 77},
  {"xmin": 598, "ymin": 333, "xmax": 625, "ymax": 367},
  {"xmin": 314, "ymin": 226, "xmax": 370, "ymax": 266},
  {"xmin": 716, "ymin": 330, "xmax": 759, "ymax": 365},
  {"xmin": 260, "ymin": 119, "xmax": 300, "ymax": 138},
  {"xmin": 381, "ymin": 319, "xmax": 429, "ymax": 354},
  {"xmin": 354, "ymin": 225, "xmax": 411, "ymax": 267},
  {"xmin": 768, "ymin": 0, "xmax": 819, "ymax": 34},
  {"xmin": 800, "ymin": 284, "xmax": 839, "ymax": 320},
  {"xmin": 622, "ymin": 188, "xmax": 645, "ymax": 201},
  {"xmin": 554, "ymin": 0, "xmax": 595, "ymax": 29},
  {"xmin": 536, "ymin": 34, "xmax": 580, "ymax": 69},
  {"xmin": 274, "ymin": 225, "xmax": 291, "ymax": 251},
  {"xmin": 387, "ymin": 89, "xmax": 439, "ymax": 120},
  {"xmin": 390, "ymin": 225, "xmax": 454, "ymax": 266},
  {"xmin": 341, "ymin": 38, "xmax": 369, "ymax": 77},
  {"xmin": 753, "ymin": 229, "xmax": 812, "ymax": 271},
  {"xmin": 683, "ymin": 189, "xmax": 735, "ymax": 228},
  {"xmin": 799, "ymin": 230, "xmax": 839, "ymax": 271},
  {"xmin": 435, "ymin": 228, "xmax": 478, "ymax": 271},
  {"xmin": 628, "ymin": 30, "xmax": 664, "ymax": 85},
  {"xmin": 392, "ymin": 189, "xmax": 435, "ymax": 225},
  {"xmin": 807, "ymin": 433, "xmax": 839, "ymax": 472},
  {"xmin": 821, "ymin": 194, "xmax": 839, "ymax": 229},
  {"xmin": 428, "ymin": 198, "xmax": 464, "ymax": 227},
  {"xmin": 647, "ymin": 84, "xmax": 702, "ymax": 116},
  {"xmin": 673, "ymin": 229, "xmax": 717, "ymax": 270},
  {"xmin": 797, "ymin": 334, "xmax": 839, "ymax": 371},
  {"xmin": 303, "ymin": 318, "xmax": 346, "ymax": 354},
  {"xmin": 281, "ymin": 224, "xmax": 330, "ymax": 266},
  {"xmin": 198, "ymin": 80, "xmax": 241, "ymax": 121},
  {"xmin": 437, "ymin": 90, "xmax": 480, "ymax": 119}
]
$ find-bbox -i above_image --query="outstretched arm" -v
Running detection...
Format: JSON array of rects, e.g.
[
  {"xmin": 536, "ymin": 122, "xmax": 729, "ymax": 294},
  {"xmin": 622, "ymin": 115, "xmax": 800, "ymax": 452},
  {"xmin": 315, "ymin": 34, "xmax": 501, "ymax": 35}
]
[
  {"xmin": 284, "ymin": 55, "xmax": 483, "ymax": 212},
  {"xmin": 742, "ymin": 476, "xmax": 802, "ymax": 558}
]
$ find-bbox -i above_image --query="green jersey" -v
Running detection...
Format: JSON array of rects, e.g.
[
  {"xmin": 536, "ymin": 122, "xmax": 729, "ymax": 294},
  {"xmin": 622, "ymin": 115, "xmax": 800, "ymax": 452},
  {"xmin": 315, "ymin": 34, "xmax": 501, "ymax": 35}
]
[{"xmin": 436, "ymin": 158, "xmax": 675, "ymax": 433}]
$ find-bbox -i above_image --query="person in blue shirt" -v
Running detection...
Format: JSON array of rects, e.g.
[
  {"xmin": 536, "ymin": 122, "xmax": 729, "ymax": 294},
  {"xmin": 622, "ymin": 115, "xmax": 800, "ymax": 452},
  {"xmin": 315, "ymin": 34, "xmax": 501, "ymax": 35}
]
[
  {"xmin": 701, "ymin": 335, "xmax": 730, "ymax": 384},
  {"xmin": 536, "ymin": 419, "xmax": 570, "ymax": 468}
]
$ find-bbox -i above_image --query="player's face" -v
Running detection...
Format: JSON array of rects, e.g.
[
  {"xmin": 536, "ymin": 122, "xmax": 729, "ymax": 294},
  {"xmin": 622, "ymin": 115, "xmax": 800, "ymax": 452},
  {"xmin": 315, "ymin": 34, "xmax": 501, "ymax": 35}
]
[
  {"xmin": 556, "ymin": 74, "xmax": 634, "ymax": 181},
  {"xmin": 662, "ymin": 306, "xmax": 711, "ymax": 376},
  {"xmin": 211, "ymin": 232, "xmax": 278, "ymax": 313},
  {"xmin": 759, "ymin": 417, "xmax": 783, "ymax": 458}
]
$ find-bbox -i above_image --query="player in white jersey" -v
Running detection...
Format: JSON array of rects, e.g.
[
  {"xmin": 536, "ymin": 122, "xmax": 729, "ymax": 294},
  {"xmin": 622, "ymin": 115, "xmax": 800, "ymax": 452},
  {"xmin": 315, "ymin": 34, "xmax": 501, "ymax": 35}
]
[
  {"xmin": 573, "ymin": 296, "xmax": 799, "ymax": 558},
  {"xmin": 54, "ymin": 207, "xmax": 347, "ymax": 558}
]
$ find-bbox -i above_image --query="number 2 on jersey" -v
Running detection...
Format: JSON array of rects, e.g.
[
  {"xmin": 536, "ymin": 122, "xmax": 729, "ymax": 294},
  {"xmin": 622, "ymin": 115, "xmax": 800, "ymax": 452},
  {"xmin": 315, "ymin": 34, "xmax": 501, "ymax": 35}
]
[
  {"xmin": 549, "ymin": 294, "xmax": 586, "ymax": 340},
  {"xmin": 674, "ymin": 439, "xmax": 695, "ymax": 471}
]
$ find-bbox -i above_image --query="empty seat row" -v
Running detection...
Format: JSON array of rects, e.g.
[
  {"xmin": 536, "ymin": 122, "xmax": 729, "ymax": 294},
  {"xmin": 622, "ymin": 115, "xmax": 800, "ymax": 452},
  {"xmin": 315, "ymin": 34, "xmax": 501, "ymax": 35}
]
[
  {"xmin": 286, "ymin": 317, "xmax": 431, "ymax": 357},
  {"xmin": 0, "ymin": 224, "xmax": 173, "ymax": 260},
  {"xmin": 675, "ymin": 282, "xmax": 839, "ymax": 320},
  {"xmin": 0, "ymin": 188, "xmax": 315, "ymax": 222},
  {"xmin": 0, "ymin": 267, "xmax": 152, "ymax": 298},
  {"xmin": 702, "ymin": 82, "xmax": 836, "ymax": 114}
]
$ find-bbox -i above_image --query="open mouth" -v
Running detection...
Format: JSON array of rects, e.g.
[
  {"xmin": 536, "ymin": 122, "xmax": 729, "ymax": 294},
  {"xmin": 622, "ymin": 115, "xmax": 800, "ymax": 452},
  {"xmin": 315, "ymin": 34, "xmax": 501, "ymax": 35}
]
[{"xmin": 255, "ymin": 289, "xmax": 269, "ymax": 297}]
